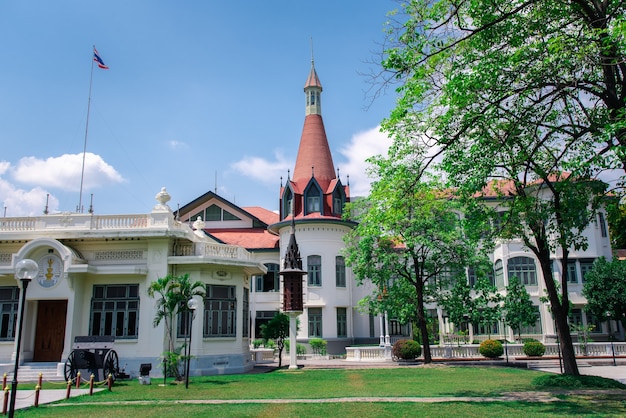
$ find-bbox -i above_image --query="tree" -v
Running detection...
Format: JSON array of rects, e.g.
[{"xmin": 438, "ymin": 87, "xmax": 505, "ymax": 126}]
[
  {"xmin": 583, "ymin": 257, "xmax": 626, "ymax": 331},
  {"xmin": 344, "ymin": 152, "xmax": 478, "ymax": 363},
  {"xmin": 260, "ymin": 313, "xmax": 290, "ymax": 368},
  {"xmin": 377, "ymin": 0, "xmax": 619, "ymax": 376},
  {"xmin": 148, "ymin": 273, "xmax": 205, "ymax": 379},
  {"xmin": 472, "ymin": 277, "xmax": 502, "ymax": 339},
  {"xmin": 503, "ymin": 278, "xmax": 539, "ymax": 341}
]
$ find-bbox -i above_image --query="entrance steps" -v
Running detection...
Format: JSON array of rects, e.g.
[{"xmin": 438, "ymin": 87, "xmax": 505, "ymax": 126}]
[{"xmin": 5, "ymin": 362, "xmax": 62, "ymax": 383}]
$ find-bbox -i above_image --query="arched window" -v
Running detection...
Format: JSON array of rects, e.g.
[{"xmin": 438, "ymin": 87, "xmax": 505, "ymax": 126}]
[
  {"xmin": 304, "ymin": 182, "xmax": 322, "ymax": 215},
  {"xmin": 507, "ymin": 256, "xmax": 537, "ymax": 285},
  {"xmin": 282, "ymin": 188, "xmax": 293, "ymax": 219}
]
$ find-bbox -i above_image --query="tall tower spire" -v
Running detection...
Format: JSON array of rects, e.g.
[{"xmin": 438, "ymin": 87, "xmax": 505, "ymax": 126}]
[{"xmin": 293, "ymin": 54, "xmax": 335, "ymax": 188}]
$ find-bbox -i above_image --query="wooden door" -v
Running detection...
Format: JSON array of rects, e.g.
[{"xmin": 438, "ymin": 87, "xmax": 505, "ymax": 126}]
[{"xmin": 33, "ymin": 300, "xmax": 67, "ymax": 362}]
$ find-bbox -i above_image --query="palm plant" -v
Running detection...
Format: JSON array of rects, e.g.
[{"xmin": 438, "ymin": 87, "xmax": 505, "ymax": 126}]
[{"xmin": 148, "ymin": 273, "xmax": 205, "ymax": 379}]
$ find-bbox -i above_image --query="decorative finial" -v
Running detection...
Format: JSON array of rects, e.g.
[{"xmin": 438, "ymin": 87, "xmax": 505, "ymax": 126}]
[
  {"xmin": 280, "ymin": 176, "xmax": 283, "ymax": 187},
  {"xmin": 43, "ymin": 194, "xmax": 49, "ymax": 215},
  {"xmin": 88, "ymin": 194, "xmax": 94, "ymax": 214},
  {"xmin": 337, "ymin": 167, "xmax": 340, "ymax": 180},
  {"xmin": 153, "ymin": 187, "xmax": 172, "ymax": 211},
  {"xmin": 347, "ymin": 174, "xmax": 350, "ymax": 186},
  {"xmin": 287, "ymin": 169, "xmax": 291, "ymax": 180},
  {"xmin": 311, "ymin": 166, "xmax": 315, "ymax": 178},
  {"xmin": 310, "ymin": 36, "xmax": 314, "ymax": 65}
]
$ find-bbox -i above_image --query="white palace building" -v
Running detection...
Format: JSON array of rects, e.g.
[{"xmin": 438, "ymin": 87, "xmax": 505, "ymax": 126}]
[{"xmin": 0, "ymin": 59, "xmax": 622, "ymax": 378}]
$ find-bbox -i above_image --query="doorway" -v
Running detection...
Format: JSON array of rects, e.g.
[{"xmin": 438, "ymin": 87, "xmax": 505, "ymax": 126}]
[{"xmin": 33, "ymin": 300, "xmax": 68, "ymax": 362}]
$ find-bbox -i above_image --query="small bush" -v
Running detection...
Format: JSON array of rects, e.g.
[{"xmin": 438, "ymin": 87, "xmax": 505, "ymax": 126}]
[
  {"xmin": 523, "ymin": 341, "xmax": 546, "ymax": 357},
  {"xmin": 392, "ymin": 339, "xmax": 422, "ymax": 360},
  {"xmin": 252, "ymin": 339, "xmax": 264, "ymax": 349},
  {"xmin": 479, "ymin": 339, "xmax": 504, "ymax": 358},
  {"xmin": 284, "ymin": 340, "xmax": 306, "ymax": 355},
  {"xmin": 310, "ymin": 338, "xmax": 328, "ymax": 355}
]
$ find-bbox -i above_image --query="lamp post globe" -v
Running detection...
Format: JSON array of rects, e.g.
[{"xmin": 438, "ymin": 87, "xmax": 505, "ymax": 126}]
[
  {"xmin": 185, "ymin": 298, "xmax": 198, "ymax": 389},
  {"xmin": 9, "ymin": 259, "xmax": 39, "ymax": 417}
]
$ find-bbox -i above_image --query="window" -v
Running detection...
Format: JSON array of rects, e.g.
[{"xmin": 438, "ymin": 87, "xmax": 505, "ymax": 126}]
[
  {"xmin": 308, "ymin": 308, "xmax": 323, "ymax": 337},
  {"xmin": 336, "ymin": 307, "xmax": 347, "ymax": 338},
  {"xmin": 283, "ymin": 188, "xmax": 293, "ymax": 219},
  {"xmin": 567, "ymin": 261, "xmax": 578, "ymax": 284},
  {"xmin": 305, "ymin": 183, "xmax": 322, "ymax": 215},
  {"xmin": 203, "ymin": 204, "xmax": 241, "ymax": 222},
  {"xmin": 580, "ymin": 259, "xmax": 595, "ymax": 283},
  {"xmin": 203, "ymin": 285, "xmax": 236, "ymax": 337},
  {"xmin": 90, "ymin": 284, "xmax": 139, "ymax": 339},
  {"xmin": 255, "ymin": 263, "xmax": 280, "ymax": 292},
  {"xmin": 569, "ymin": 308, "xmax": 583, "ymax": 327},
  {"xmin": 177, "ymin": 300, "xmax": 192, "ymax": 339},
  {"xmin": 332, "ymin": 188, "xmax": 344, "ymax": 215},
  {"xmin": 519, "ymin": 306, "xmax": 542, "ymax": 335},
  {"xmin": 308, "ymin": 255, "xmax": 322, "ymax": 286},
  {"xmin": 335, "ymin": 256, "xmax": 346, "ymax": 287},
  {"xmin": 255, "ymin": 310, "xmax": 278, "ymax": 337},
  {"xmin": 494, "ymin": 260, "xmax": 504, "ymax": 288},
  {"xmin": 468, "ymin": 266, "xmax": 495, "ymax": 287},
  {"xmin": 242, "ymin": 288, "xmax": 249, "ymax": 338},
  {"xmin": 369, "ymin": 313, "xmax": 375, "ymax": 338},
  {"xmin": 586, "ymin": 312, "xmax": 602, "ymax": 334},
  {"xmin": 307, "ymin": 196, "xmax": 320, "ymax": 213},
  {"xmin": 598, "ymin": 212, "xmax": 608, "ymax": 238},
  {"xmin": 0, "ymin": 287, "xmax": 19, "ymax": 341},
  {"xmin": 507, "ymin": 256, "xmax": 537, "ymax": 285}
]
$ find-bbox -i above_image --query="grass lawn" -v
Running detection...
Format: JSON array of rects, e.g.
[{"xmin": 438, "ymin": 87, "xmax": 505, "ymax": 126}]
[{"xmin": 17, "ymin": 366, "xmax": 626, "ymax": 417}]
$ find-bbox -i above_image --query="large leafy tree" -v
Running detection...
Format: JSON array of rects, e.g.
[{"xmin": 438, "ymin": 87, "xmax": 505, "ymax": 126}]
[
  {"xmin": 344, "ymin": 150, "xmax": 478, "ymax": 363},
  {"xmin": 583, "ymin": 257, "xmax": 626, "ymax": 330},
  {"xmin": 378, "ymin": 0, "xmax": 619, "ymax": 376}
]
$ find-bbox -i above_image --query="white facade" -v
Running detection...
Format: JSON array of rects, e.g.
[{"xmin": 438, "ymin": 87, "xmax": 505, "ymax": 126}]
[{"xmin": 0, "ymin": 189, "xmax": 265, "ymax": 377}]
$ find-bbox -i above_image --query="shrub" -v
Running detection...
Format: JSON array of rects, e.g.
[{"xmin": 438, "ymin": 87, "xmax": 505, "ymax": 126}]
[
  {"xmin": 523, "ymin": 341, "xmax": 546, "ymax": 357},
  {"xmin": 310, "ymin": 338, "xmax": 328, "ymax": 355},
  {"xmin": 392, "ymin": 339, "xmax": 422, "ymax": 360},
  {"xmin": 284, "ymin": 340, "xmax": 307, "ymax": 355},
  {"xmin": 533, "ymin": 374, "xmax": 626, "ymax": 389},
  {"xmin": 252, "ymin": 339, "xmax": 264, "ymax": 349},
  {"xmin": 479, "ymin": 339, "xmax": 504, "ymax": 358}
]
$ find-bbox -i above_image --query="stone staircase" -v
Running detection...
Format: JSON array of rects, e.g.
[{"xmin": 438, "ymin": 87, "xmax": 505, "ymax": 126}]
[{"xmin": 4, "ymin": 363, "xmax": 62, "ymax": 383}]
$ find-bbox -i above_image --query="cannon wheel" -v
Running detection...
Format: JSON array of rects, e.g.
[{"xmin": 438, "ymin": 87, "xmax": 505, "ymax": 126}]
[
  {"xmin": 64, "ymin": 351, "xmax": 77, "ymax": 382},
  {"xmin": 103, "ymin": 350, "xmax": 119, "ymax": 381}
]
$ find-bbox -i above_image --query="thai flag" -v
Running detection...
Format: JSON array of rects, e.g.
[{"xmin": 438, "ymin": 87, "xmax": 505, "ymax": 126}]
[{"xmin": 93, "ymin": 48, "xmax": 109, "ymax": 69}]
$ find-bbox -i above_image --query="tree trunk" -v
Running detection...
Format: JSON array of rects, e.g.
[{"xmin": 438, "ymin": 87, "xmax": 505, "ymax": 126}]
[
  {"xmin": 538, "ymin": 257, "xmax": 580, "ymax": 376},
  {"xmin": 415, "ymin": 282, "xmax": 432, "ymax": 363}
]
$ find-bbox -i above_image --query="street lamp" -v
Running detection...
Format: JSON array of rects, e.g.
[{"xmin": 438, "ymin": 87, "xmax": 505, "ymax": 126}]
[
  {"xmin": 606, "ymin": 311, "xmax": 616, "ymax": 367},
  {"xmin": 9, "ymin": 259, "xmax": 39, "ymax": 417},
  {"xmin": 185, "ymin": 298, "xmax": 198, "ymax": 389}
]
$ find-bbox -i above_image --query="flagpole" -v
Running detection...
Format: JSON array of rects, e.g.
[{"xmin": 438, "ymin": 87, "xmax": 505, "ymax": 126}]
[{"xmin": 77, "ymin": 47, "xmax": 95, "ymax": 213}]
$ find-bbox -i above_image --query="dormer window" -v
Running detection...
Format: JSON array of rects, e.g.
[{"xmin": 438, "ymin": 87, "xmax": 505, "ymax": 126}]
[
  {"xmin": 304, "ymin": 182, "xmax": 323, "ymax": 215},
  {"xmin": 282, "ymin": 187, "xmax": 294, "ymax": 220}
]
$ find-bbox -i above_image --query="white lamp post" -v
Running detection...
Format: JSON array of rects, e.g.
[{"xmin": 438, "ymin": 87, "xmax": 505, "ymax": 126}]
[
  {"xmin": 185, "ymin": 298, "xmax": 198, "ymax": 389},
  {"xmin": 9, "ymin": 259, "xmax": 39, "ymax": 417},
  {"xmin": 606, "ymin": 311, "xmax": 616, "ymax": 367}
]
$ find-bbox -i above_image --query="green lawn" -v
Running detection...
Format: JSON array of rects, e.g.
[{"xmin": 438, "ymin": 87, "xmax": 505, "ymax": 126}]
[{"xmin": 17, "ymin": 366, "xmax": 626, "ymax": 417}]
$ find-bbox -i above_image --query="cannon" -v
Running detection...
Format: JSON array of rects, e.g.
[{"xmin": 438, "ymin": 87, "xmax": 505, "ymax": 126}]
[{"xmin": 64, "ymin": 336, "xmax": 120, "ymax": 382}]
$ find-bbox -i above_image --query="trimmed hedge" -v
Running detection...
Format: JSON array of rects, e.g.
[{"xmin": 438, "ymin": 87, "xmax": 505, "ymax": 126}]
[
  {"xmin": 479, "ymin": 339, "xmax": 504, "ymax": 358},
  {"xmin": 392, "ymin": 339, "xmax": 422, "ymax": 360},
  {"xmin": 523, "ymin": 341, "xmax": 546, "ymax": 357}
]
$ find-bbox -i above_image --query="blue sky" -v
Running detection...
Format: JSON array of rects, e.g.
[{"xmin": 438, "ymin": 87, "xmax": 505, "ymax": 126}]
[{"xmin": 0, "ymin": 1, "xmax": 397, "ymax": 217}]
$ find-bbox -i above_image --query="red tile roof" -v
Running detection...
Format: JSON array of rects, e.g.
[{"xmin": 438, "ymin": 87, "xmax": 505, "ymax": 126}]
[
  {"xmin": 206, "ymin": 228, "xmax": 279, "ymax": 250},
  {"xmin": 293, "ymin": 114, "xmax": 336, "ymax": 189},
  {"xmin": 242, "ymin": 206, "xmax": 279, "ymax": 225}
]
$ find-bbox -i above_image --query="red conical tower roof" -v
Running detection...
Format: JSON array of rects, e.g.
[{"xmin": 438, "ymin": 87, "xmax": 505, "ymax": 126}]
[{"xmin": 292, "ymin": 60, "xmax": 336, "ymax": 189}]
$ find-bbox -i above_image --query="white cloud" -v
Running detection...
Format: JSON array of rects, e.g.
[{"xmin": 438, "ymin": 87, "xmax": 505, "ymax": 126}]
[
  {"xmin": 230, "ymin": 150, "xmax": 291, "ymax": 186},
  {"xmin": 337, "ymin": 126, "xmax": 392, "ymax": 198},
  {"xmin": 0, "ymin": 177, "xmax": 59, "ymax": 217},
  {"xmin": 168, "ymin": 140, "xmax": 188, "ymax": 150},
  {"xmin": 12, "ymin": 153, "xmax": 125, "ymax": 192}
]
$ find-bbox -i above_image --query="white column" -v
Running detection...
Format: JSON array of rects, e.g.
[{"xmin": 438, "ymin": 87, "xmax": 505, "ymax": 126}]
[
  {"xmin": 379, "ymin": 314, "xmax": 384, "ymax": 346},
  {"xmin": 289, "ymin": 313, "xmax": 298, "ymax": 369},
  {"xmin": 384, "ymin": 311, "xmax": 391, "ymax": 346}
]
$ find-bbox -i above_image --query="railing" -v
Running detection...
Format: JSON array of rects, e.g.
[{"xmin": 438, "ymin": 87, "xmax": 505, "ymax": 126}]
[
  {"xmin": 174, "ymin": 242, "xmax": 251, "ymax": 260},
  {"xmin": 0, "ymin": 213, "xmax": 159, "ymax": 232},
  {"xmin": 346, "ymin": 342, "xmax": 626, "ymax": 362},
  {"xmin": 92, "ymin": 215, "xmax": 148, "ymax": 229}
]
